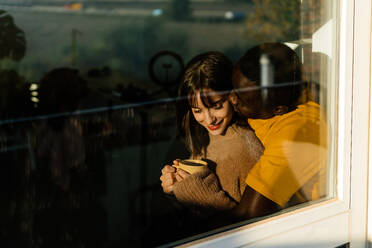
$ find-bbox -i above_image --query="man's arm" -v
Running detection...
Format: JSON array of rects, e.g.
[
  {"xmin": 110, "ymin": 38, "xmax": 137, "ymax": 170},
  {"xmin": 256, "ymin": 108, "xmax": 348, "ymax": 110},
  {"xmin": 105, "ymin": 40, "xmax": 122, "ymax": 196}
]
[
  {"xmin": 233, "ymin": 185, "xmax": 281, "ymax": 219},
  {"xmin": 206, "ymin": 185, "xmax": 281, "ymax": 230}
]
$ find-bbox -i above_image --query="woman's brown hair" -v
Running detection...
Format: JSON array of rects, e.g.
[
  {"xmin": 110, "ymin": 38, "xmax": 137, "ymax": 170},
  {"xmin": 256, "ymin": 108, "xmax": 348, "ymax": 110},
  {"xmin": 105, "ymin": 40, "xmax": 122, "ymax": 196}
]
[{"xmin": 177, "ymin": 51, "xmax": 246, "ymax": 157}]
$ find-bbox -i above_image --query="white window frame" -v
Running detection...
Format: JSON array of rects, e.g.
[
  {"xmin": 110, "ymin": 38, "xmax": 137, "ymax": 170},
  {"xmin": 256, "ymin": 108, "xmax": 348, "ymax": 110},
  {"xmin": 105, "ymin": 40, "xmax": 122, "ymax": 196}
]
[{"xmin": 177, "ymin": 0, "xmax": 371, "ymax": 247}]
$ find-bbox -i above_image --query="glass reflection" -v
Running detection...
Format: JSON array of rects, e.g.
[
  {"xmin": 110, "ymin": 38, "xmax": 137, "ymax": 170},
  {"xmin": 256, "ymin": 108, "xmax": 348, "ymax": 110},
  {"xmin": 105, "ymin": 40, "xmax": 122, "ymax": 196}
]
[{"xmin": 0, "ymin": 0, "xmax": 333, "ymax": 247}]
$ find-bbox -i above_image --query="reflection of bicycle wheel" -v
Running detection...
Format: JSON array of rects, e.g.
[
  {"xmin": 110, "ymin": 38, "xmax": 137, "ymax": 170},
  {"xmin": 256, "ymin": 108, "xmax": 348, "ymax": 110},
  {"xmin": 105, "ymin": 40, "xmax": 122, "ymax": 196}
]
[{"xmin": 148, "ymin": 50, "xmax": 184, "ymax": 88}]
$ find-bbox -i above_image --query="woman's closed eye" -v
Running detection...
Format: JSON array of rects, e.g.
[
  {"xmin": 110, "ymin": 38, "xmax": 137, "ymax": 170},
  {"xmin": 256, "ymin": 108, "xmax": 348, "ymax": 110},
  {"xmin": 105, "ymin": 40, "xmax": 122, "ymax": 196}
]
[
  {"xmin": 213, "ymin": 103, "xmax": 223, "ymax": 110},
  {"xmin": 210, "ymin": 98, "xmax": 227, "ymax": 110},
  {"xmin": 192, "ymin": 108, "xmax": 202, "ymax": 114}
]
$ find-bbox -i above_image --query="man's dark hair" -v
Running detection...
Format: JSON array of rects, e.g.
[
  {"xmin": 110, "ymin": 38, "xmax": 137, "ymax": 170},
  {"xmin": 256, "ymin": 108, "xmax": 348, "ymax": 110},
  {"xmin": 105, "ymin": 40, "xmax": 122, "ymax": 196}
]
[{"xmin": 238, "ymin": 42, "xmax": 304, "ymax": 111}]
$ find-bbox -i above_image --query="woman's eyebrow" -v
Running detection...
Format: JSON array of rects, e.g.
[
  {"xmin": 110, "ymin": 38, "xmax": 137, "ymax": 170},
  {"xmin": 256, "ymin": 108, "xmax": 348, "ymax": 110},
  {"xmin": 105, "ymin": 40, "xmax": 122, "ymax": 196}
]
[{"xmin": 210, "ymin": 97, "xmax": 226, "ymax": 105}]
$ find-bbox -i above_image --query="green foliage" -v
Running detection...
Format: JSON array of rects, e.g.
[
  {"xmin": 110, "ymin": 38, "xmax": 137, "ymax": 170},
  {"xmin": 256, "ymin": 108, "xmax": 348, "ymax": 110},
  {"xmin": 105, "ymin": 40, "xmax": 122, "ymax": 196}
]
[
  {"xmin": 0, "ymin": 10, "xmax": 26, "ymax": 61},
  {"xmin": 244, "ymin": 0, "xmax": 301, "ymax": 42}
]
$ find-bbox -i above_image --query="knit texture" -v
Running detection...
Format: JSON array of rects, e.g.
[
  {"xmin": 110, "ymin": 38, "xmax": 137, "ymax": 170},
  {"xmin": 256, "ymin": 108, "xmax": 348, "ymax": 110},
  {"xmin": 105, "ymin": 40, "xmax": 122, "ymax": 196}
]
[{"xmin": 173, "ymin": 124, "xmax": 264, "ymax": 212}]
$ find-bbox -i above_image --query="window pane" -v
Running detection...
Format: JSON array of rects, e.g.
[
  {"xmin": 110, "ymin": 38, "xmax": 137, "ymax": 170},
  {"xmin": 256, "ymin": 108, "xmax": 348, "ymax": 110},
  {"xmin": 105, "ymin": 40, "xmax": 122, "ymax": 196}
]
[{"xmin": 0, "ymin": 0, "xmax": 336, "ymax": 247}]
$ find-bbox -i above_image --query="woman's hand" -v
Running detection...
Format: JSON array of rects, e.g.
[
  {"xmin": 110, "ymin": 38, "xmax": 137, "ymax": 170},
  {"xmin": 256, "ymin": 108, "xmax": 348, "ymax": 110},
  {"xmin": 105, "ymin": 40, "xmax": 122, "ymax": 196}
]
[
  {"xmin": 160, "ymin": 160, "xmax": 192, "ymax": 194},
  {"xmin": 171, "ymin": 159, "xmax": 191, "ymax": 182},
  {"xmin": 160, "ymin": 160, "xmax": 179, "ymax": 194},
  {"xmin": 175, "ymin": 168, "xmax": 190, "ymax": 182}
]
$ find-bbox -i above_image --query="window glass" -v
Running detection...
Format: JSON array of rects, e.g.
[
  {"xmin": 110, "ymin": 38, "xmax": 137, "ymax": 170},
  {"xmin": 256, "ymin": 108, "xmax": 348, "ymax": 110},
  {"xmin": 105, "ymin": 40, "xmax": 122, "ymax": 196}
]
[{"xmin": 0, "ymin": 0, "xmax": 336, "ymax": 247}]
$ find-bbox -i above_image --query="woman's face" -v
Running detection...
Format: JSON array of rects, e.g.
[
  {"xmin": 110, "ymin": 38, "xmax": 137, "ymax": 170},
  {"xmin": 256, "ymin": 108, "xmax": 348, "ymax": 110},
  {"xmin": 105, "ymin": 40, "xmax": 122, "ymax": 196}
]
[{"xmin": 191, "ymin": 90, "xmax": 233, "ymax": 136}]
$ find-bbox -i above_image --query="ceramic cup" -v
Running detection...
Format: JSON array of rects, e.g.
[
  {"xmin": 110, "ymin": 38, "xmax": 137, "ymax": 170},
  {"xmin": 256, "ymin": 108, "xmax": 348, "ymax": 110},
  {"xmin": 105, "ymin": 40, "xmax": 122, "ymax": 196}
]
[{"xmin": 174, "ymin": 159, "xmax": 208, "ymax": 174}]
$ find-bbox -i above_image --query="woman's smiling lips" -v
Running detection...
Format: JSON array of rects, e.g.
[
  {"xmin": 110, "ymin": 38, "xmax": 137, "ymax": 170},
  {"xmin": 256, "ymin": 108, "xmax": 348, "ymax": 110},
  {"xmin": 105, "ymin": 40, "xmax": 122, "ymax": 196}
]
[{"xmin": 207, "ymin": 120, "xmax": 223, "ymax": 130}]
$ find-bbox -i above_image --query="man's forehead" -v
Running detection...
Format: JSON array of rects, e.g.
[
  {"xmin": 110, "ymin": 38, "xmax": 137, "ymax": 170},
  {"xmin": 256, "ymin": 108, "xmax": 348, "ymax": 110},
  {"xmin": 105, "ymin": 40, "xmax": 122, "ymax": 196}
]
[{"xmin": 232, "ymin": 66, "xmax": 257, "ymax": 89}]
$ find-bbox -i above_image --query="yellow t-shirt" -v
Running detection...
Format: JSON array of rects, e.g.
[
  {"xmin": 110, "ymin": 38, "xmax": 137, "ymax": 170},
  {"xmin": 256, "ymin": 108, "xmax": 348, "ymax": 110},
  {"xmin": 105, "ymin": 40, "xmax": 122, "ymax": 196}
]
[{"xmin": 245, "ymin": 101, "xmax": 327, "ymax": 207}]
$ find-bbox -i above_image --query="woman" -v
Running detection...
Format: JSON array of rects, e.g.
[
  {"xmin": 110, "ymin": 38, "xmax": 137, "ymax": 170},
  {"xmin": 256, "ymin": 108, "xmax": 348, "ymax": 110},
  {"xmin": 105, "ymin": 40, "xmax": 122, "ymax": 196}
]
[{"xmin": 160, "ymin": 51, "xmax": 263, "ymax": 212}]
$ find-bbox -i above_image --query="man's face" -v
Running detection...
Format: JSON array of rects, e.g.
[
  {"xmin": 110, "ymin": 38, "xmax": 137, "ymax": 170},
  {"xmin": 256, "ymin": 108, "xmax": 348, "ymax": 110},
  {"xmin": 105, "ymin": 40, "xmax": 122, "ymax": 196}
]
[{"xmin": 230, "ymin": 66, "xmax": 263, "ymax": 119}]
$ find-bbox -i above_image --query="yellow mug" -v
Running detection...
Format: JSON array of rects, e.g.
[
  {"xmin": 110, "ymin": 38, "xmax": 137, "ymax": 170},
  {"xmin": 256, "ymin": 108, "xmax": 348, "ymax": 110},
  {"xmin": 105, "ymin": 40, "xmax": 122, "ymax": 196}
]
[{"xmin": 174, "ymin": 159, "xmax": 208, "ymax": 174}]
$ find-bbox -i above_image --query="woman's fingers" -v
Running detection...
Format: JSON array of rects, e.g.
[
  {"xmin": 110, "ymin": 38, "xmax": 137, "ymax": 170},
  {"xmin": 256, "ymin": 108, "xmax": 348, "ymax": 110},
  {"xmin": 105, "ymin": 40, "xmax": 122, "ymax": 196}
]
[
  {"xmin": 161, "ymin": 165, "xmax": 176, "ymax": 174},
  {"xmin": 160, "ymin": 171, "xmax": 176, "ymax": 184},
  {"xmin": 160, "ymin": 161, "xmax": 189, "ymax": 193},
  {"xmin": 177, "ymin": 169, "xmax": 190, "ymax": 178},
  {"xmin": 176, "ymin": 169, "xmax": 190, "ymax": 182},
  {"xmin": 173, "ymin": 159, "xmax": 180, "ymax": 166},
  {"xmin": 160, "ymin": 172, "xmax": 177, "ymax": 194},
  {"xmin": 161, "ymin": 183, "xmax": 173, "ymax": 194},
  {"xmin": 175, "ymin": 174, "xmax": 183, "ymax": 182}
]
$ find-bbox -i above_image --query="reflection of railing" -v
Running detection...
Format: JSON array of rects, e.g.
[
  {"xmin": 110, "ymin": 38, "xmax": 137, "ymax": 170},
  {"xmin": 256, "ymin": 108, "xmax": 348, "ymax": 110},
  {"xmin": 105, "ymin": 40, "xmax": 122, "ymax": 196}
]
[
  {"xmin": 0, "ymin": 127, "xmax": 30, "ymax": 153},
  {"xmin": 0, "ymin": 96, "xmax": 177, "ymax": 125},
  {"xmin": 0, "ymin": 144, "xmax": 28, "ymax": 152},
  {"xmin": 0, "ymin": 96, "xmax": 177, "ymax": 170},
  {"xmin": 0, "ymin": 101, "xmax": 179, "ymax": 242}
]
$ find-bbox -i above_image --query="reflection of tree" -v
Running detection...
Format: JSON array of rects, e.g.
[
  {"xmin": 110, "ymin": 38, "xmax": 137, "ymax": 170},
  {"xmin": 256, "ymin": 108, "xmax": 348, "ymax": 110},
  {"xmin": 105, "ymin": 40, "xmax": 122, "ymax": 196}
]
[
  {"xmin": 244, "ymin": 0, "xmax": 300, "ymax": 42},
  {"xmin": 0, "ymin": 11, "xmax": 30, "ymax": 119},
  {"xmin": 0, "ymin": 10, "xmax": 26, "ymax": 61}
]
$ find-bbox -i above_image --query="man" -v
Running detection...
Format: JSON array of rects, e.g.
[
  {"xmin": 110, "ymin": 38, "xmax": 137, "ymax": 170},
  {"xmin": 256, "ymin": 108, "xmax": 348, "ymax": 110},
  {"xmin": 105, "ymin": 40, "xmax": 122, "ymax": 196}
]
[{"xmin": 228, "ymin": 42, "xmax": 327, "ymax": 219}]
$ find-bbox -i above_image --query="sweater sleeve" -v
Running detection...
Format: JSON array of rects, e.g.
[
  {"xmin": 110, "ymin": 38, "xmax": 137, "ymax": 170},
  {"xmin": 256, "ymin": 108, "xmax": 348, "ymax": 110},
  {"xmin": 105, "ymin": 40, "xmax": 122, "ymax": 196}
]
[{"xmin": 172, "ymin": 169, "xmax": 238, "ymax": 211}]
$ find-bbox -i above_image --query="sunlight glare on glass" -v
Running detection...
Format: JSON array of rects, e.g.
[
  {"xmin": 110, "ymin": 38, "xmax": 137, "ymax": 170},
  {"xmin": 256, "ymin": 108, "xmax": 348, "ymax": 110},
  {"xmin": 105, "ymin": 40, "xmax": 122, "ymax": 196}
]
[
  {"xmin": 29, "ymin": 83, "xmax": 38, "ymax": 91},
  {"xmin": 225, "ymin": 11, "xmax": 233, "ymax": 20},
  {"xmin": 152, "ymin": 9, "xmax": 163, "ymax": 17}
]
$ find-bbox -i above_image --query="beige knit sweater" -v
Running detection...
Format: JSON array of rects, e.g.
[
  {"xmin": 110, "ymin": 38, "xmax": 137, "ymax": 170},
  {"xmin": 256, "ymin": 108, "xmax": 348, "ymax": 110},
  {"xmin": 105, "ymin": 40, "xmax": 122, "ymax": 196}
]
[{"xmin": 173, "ymin": 124, "xmax": 264, "ymax": 212}]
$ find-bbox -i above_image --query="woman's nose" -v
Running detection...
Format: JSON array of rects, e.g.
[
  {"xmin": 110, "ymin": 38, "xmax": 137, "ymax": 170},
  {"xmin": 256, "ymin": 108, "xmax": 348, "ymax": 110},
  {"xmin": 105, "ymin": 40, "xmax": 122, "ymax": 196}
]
[{"xmin": 205, "ymin": 111, "xmax": 216, "ymax": 125}]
